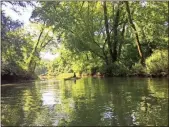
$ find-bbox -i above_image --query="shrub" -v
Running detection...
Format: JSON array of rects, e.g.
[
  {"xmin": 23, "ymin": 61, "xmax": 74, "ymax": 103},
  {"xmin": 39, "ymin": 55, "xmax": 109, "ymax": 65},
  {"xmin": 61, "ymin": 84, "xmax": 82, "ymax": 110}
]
[
  {"xmin": 145, "ymin": 49, "xmax": 168, "ymax": 75},
  {"xmin": 100, "ymin": 61, "xmax": 130, "ymax": 76},
  {"xmin": 131, "ymin": 62, "xmax": 146, "ymax": 74}
]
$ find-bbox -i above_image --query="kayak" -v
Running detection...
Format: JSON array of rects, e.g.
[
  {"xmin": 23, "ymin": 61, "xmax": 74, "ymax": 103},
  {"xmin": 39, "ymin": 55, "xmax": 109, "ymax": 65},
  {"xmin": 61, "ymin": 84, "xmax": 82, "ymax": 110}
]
[{"xmin": 64, "ymin": 77, "xmax": 81, "ymax": 80}]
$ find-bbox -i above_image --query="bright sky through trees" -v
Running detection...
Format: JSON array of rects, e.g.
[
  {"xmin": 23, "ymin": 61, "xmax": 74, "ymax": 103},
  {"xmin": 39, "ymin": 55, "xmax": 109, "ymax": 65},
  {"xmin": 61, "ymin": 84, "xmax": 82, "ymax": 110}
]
[
  {"xmin": 2, "ymin": 2, "xmax": 33, "ymax": 25},
  {"xmin": 2, "ymin": 2, "xmax": 59, "ymax": 61}
]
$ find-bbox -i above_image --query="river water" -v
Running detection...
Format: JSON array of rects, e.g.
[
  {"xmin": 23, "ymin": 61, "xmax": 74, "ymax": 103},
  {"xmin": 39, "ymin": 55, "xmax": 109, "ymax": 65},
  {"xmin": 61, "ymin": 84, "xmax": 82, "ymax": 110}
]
[{"xmin": 1, "ymin": 77, "xmax": 168, "ymax": 126}]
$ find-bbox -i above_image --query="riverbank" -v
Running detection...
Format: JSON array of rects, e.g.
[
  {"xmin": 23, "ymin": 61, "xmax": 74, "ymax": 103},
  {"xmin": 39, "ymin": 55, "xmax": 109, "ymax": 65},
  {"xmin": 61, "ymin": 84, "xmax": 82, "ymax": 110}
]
[
  {"xmin": 39, "ymin": 72, "xmax": 168, "ymax": 80},
  {"xmin": 1, "ymin": 79, "xmax": 36, "ymax": 85},
  {"xmin": 1, "ymin": 72, "xmax": 38, "ymax": 85},
  {"xmin": 2, "ymin": 72, "xmax": 168, "ymax": 85}
]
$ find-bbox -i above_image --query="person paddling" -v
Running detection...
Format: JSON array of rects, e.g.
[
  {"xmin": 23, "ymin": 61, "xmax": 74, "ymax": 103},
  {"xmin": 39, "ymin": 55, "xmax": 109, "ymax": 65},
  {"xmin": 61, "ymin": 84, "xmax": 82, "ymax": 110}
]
[{"xmin": 73, "ymin": 72, "xmax": 76, "ymax": 78}]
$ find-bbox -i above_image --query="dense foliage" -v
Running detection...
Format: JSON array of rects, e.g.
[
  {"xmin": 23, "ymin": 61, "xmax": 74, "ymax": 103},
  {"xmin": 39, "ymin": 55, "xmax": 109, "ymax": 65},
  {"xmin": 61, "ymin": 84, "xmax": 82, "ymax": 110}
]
[
  {"xmin": 1, "ymin": 1, "xmax": 168, "ymax": 82},
  {"xmin": 1, "ymin": 2, "xmax": 57, "ymax": 82},
  {"xmin": 33, "ymin": 1, "xmax": 168, "ymax": 77},
  {"xmin": 146, "ymin": 50, "xmax": 168, "ymax": 75}
]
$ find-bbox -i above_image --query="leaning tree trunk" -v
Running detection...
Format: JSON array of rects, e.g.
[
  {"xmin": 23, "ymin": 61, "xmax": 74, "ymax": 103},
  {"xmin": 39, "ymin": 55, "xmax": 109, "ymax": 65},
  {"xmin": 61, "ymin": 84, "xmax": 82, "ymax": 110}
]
[
  {"xmin": 125, "ymin": 1, "xmax": 145, "ymax": 66},
  {"xmin": 28, "ymin": 27, "xmax": 45, "ymax": 73}
]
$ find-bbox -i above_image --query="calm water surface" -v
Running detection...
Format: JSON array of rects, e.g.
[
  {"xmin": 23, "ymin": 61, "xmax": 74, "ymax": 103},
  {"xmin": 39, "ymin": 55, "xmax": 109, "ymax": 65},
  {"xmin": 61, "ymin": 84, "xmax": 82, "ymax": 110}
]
[{"xmin": 1, "ymin": 77, "xmax": 168, "ymax": 126}]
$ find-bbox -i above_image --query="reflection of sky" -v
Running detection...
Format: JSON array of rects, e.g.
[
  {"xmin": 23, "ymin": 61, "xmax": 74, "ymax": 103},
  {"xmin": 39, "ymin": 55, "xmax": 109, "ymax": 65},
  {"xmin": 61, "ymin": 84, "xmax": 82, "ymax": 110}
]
[
  {"xmin": 102, "ymin": 111, "xmax": 114, "ymax": 119},
  {"xmin": 101, "ymin": 106, "xmax": 114, "ymax": 122},
  {"xmin": 131, "ymin": 111, "xmax": 139, "ymax": 125},
  {"xmin": 42, "ymin": 91, "xmax": 61, "ymax": 105},
  {"xmin": 52, "ymin": 120, "xmax": 59, "ymax": 126}
]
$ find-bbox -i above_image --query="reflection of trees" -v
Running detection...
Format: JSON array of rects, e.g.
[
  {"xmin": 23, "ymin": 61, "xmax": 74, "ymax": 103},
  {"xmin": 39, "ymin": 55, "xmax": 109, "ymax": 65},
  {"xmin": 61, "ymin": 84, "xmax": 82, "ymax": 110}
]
[
  {"xmin": 1, "ymin": 104, "xmax": 24, "ymax": 126},
  {"xmin": 63, "ymin": 78, "xmax": 109, "ymax": 126},
  {"xmin": 147, "ymin": 79, "xmax": 168, "ymax": 98},
  {"xmin": 1, "ymin": 82, "xmax": 43, "ymax": 126},
  {"xmin": 61, "ymin": 78, "xmax": 168, "ymax": 126},
  {"xmin": 134, "ymin": 78, "xmax": 168, "ymax": 126},
  {"xmin": 101, "ymin": 78, "xmax": 148, "ymax": 126},
  {"xmin": 59, "ymin": 78, "xmax": 138, "ymax": 126},
  {"xmin": 1, "ymin": 78, "xmax": 168, "ymax": 126},
  {"xmin": 1, "ymin": 85, "xmax": 27, "ymax": 126},
  {"xmin": 21, "ymin": 82, "xmax": 43, "ymax": 126}
]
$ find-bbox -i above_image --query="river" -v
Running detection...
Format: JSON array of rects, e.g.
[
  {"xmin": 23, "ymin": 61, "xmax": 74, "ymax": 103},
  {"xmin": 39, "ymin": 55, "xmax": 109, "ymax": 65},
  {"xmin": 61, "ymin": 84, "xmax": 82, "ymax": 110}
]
[{"xmin": 1, "ymin": 77, "xmax": 168, "ymax": 126}]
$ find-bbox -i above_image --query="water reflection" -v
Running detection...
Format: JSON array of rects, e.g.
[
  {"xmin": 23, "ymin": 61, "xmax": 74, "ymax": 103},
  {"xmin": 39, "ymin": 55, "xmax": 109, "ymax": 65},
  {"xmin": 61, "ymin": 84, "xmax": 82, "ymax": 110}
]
[
  {"xmin": 42, "ymin": 92, "xmax": 60, "ymax": 105},
  {"xmin": 1, "ymin": 77, "xmax": 168, "ymax": 126}
]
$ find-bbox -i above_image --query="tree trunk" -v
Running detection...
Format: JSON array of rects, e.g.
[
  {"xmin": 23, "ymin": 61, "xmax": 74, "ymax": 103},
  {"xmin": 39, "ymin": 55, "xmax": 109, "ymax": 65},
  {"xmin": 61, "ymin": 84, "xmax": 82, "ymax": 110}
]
[
  {"xmin": 32, "ymin": 62, "xmax": 37, "ymax": 73},
  {"xmin": 102, "ymin": 39, "xmax": 109, "ymax": 65},
  {"xmin": 28, "ymin": 27, "xmax": 45, "ymax": 72},
  {"xmin": 112, "ymin": 3, "xmax": 120, "ymax": 62},
  {"xmin": 125, "ymin": 1, "xmax": 145, "ymax": 66},
  {"xmin": 168, "ymin": 1, "xmax": 169, "ymax": 76},
  {"xmin": 103, "ymin": 1, "xmax": 114, "ymax": 63},
  {"xmin": 118, "ymin": 22, "xmax": 126, "ymax": 58}
]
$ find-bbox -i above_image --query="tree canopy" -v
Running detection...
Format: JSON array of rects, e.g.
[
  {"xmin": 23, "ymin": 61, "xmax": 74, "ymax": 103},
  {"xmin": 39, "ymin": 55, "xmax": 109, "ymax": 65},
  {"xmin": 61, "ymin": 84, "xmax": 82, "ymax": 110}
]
[{"xmin": 1, "ymin": 1, "xmax": 168, "ymax": 82}]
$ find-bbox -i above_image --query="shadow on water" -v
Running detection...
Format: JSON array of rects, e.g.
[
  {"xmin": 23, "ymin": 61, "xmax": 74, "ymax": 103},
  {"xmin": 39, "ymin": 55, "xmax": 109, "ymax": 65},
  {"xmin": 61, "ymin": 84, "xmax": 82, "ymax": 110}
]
[{"xmin": 1, "ymin": 77, "xmax": 168, "ymax": 126}]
